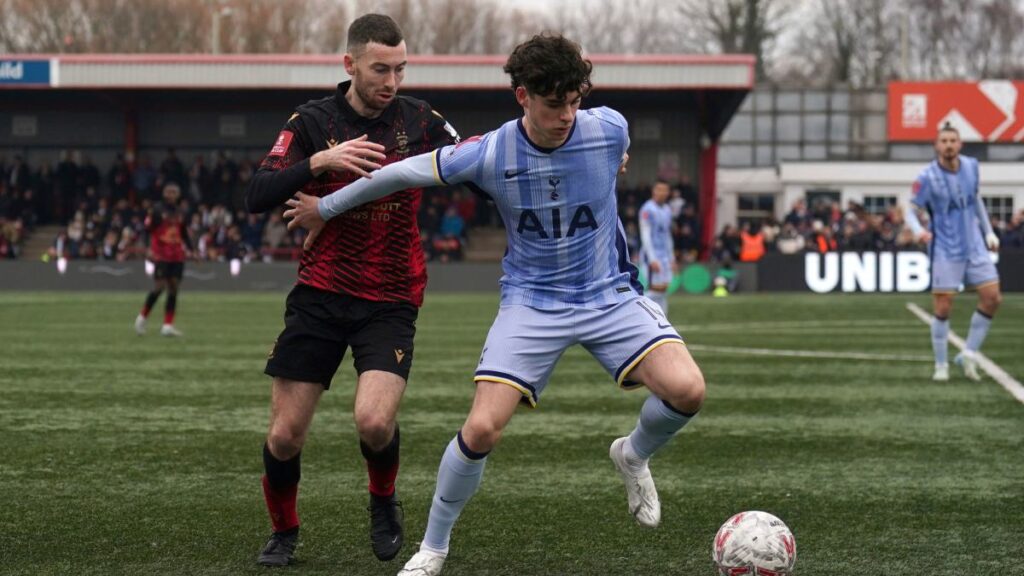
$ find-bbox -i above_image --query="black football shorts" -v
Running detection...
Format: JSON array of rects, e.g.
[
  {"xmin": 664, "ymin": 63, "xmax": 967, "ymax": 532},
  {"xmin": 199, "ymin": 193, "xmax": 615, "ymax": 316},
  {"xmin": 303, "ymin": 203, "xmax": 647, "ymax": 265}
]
[
  {"xmin": 265, "ymin": 284, "xmax": 418, "ymax": 389},
  {"xmin": 154, "ymin": 261, "xmax": 184, "ymax": 281}
]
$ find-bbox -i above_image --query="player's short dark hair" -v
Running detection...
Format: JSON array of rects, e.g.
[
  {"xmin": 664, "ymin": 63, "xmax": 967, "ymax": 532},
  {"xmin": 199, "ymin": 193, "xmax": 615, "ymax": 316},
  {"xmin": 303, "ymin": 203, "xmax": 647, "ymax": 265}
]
[
  {"xmin": 347, "ymin": 14, "xmax": 403, "ymax": 53},
  {"xmin": 939, "ymin": 122, "xmax": 959, "ymax": 136},
  {"xmin": 504, "ymin": 34, "xmax": 592, "ymax": 100}
]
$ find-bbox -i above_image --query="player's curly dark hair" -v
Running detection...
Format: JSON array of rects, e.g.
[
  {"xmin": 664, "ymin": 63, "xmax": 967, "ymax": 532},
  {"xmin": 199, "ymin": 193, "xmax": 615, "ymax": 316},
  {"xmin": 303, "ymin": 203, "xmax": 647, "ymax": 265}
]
[
  {"xmin": 347, "ymin": 14, "xmax": 403, "ymax": 53},
  {"xmin": 503, "ymin": 34, "xmax": 592, "ymax": 100}
]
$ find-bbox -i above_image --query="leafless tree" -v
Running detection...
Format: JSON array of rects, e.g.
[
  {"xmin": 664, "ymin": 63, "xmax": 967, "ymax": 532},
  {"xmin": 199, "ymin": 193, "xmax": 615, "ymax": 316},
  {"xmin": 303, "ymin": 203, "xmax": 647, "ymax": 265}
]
[
  {"xmin": 2, "ymin": 0, "xmax": 1022, "ymax": 85},
  {"xmin": 677, "ymin": 0, "xmax": 792, "ymax": 79},
  {"xmin": 774, "ymin": 0, "xmax": 900, "ymax": 87},
  {"xmin": 0, "ymin": 0, "xmax": 90, "ymax": 52},
  {"xmin": 547, "ymin": 0, "xmax": 688, "ymax": 54}
]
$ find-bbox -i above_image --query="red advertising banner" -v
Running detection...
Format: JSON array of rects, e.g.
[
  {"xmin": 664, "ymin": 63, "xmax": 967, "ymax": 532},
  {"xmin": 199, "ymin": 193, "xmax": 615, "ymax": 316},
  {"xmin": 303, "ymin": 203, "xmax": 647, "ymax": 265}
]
[{"xmin": 888, "ymin": 81, "xmax": 1024, "ymax": 142}]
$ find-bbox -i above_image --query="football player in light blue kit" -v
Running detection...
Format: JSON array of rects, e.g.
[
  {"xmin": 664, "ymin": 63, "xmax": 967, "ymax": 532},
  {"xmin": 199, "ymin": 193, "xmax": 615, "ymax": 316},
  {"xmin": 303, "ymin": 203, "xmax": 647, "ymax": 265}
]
[
  {"xmin": 905, "ymin": 124, "xmax": 1002, "ymax": 382},
  {"xmin": 284, "ymin": 34, "xmax": 706, "ymax": 576},
  {"xmin": 638, "ymin": 180, "xmax": 676, "ymax": 315}
]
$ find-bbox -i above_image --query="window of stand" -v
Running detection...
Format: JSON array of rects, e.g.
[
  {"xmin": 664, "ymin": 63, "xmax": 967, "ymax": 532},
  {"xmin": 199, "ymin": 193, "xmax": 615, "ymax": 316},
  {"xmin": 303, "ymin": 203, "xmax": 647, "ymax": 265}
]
[
  {"xmin": 982, "ymin": 196, "xmax": 1014, "ymax": 226},
  {"xmin": 862, "ymin": 196, "xmax": 896, "ymax": 216}
]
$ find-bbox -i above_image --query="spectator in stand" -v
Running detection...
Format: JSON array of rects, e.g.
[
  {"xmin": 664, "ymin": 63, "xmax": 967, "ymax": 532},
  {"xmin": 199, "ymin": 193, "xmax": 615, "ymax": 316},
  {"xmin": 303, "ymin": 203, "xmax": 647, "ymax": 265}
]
[
  {"xmin": 55, "ymin": 150, "xmax": 79, "ymax": 223},
  {"xmin": 211, "ymin": 151, "xmax": 237, "ymax": 206},
  {"xmin": 453, "ymin": 189, "xmax": 476, "ymax": 227},
  {"xmin": 1003, "ymin": 210, "xmax": 1024, "ymax": 249},
  {"xmin": 100, "ymin": 229, "xmax": 120, "ymax": 260},
  {"xmin": 667, "ymin": 187, "xmax": 685, "ymax": 219},
  {"xmin": 784, "ymin": 198, "xmax": 812, "ymax": 233},
  {"xmin": 738, "ymin": 221, "xmax": 765, "ymax": 262},
  {"xmin": 235, "ymin": 158, "xmax": 254, "ymax": 211},
  {"xmin": 843, "ymin": 218, "xmax": 878, "ymax": 251},
  {"xmin": 23, "ymin": 151, "xmax": 740, "ymax": 266},
  {"xmin": 7, "ymin": 155, "xmax": 31, "ymax": 194},
  {"xmin": 107, "ymin": 154, "xmax": 132, "ymax": 203},
  {"xmin": 17, "ymin": 189, "xmax": 38, "ymax": 231},
  {"xmin": 0, "ymin": 184, "xmax": 13, "ymax": 220},
  {"xmin": 66, "ymin": 211, "xmax": 86, "ymax": 258},
  {"xmin": 78, "ymin": 155, "xmax": 102, "ymax": 201},
  {"xmin": 877, "ymin": 219, "xmax": 899, "ymax": 251},
  {"xmin": 810, "ymin": 220, "xmax": 837, "ymax": 253},
  {"xmin": 435, "ymin": 205, "xmax": 465, "ymax": 262},
  {"xmin": 775, "ymin": 222, "xmax": 805, "ymax": 254},
  {"xmin": 674, "ymin": 202, "xmax": 701, "ymax": 263},
  {"xmin": 262, "ymin": 211, "xmax": 290, "ymax": 259},
  {"xmin": 418, "ymin": 198, "xmax": 442, "ymax": 244},
  {"xmin": 160, "ymin": 148, "xmax": 188, "ymax": 191},
  {"xmin": 677, "ymin": 173, "xmax": 698, "ymax": 210},
  {"xmin": 715, "ymin": 224, "xmax": 741, "ymax": 262},
  {"xmin": 188, "ymin": 155, "xmax": 211, "ymax": 205},
  {"xmin": 241, "ymin": 212, "xmax": 265, "ymax": 256},
  {"xmin": 1, "ymin": 217, "xmax": 23, "ymax": 259},
  {"xmin": 132, "ymin": 155, "xmax": 158, "ymax": 202},
  {"xmin": 32, "ymin": 162, "xmax": 55, "ymax": 224}
]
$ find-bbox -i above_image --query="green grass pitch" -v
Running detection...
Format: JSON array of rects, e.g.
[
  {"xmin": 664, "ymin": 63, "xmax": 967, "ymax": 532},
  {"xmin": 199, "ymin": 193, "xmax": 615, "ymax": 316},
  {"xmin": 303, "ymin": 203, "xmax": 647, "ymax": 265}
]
[{"xmin": 1, "ymin": 291, "xmax": 1022, "ymax": 575}]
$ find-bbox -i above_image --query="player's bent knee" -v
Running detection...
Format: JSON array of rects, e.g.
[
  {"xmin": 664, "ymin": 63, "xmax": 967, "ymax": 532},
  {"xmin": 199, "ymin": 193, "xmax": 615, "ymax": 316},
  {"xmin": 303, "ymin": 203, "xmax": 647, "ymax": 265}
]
[
  {"xmin": 461, "ymin": 418, "xmax": 503, "ymax": 454},
  {"xmin": 987, "ymin": 291, "xmax": 1003, "ymax": 311},
  {"xmin": 267, "ymin": 427, "xmax": 306, "ymax": 460},
  {"xmin": 663, "ymin": 370, "xmax": 705, "ymax": 413},
  {"xmin": 354, "ymin": 412, "xmax": 394, "ymax": 449}
]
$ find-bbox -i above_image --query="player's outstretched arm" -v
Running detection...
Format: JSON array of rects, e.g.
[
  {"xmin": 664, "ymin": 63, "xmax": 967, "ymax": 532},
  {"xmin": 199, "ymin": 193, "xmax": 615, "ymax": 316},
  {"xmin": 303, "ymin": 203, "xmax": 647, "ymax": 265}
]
[
  {"xmin": 247, "ymin": 135, "xmax": 385, "ymax": 214},
  {"xmin": 284, "ymin": 151, "xmax": 441, "ymax": 249}
]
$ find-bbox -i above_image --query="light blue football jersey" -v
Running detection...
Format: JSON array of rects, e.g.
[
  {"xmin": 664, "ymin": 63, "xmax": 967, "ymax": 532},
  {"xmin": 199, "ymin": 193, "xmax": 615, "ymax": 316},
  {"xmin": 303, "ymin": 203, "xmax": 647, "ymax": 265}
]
[
  {"xmin": 433, "ymin": 107, "xmax": 641, "ymax": 309},
  {"xmin": 638, "ymin": 199, "xmax": 674, "ymax": 263},
  {"xmin": 911, "ymin": 156, "xmax": 988, "ymax": 261}
]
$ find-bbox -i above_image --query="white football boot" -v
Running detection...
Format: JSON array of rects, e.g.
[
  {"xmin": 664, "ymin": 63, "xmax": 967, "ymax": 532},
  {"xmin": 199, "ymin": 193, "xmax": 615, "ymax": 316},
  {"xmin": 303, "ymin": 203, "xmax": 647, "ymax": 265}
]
[
  {"xmin": 932, "ymin": 363, "xmax": 949, "ymax": 382},
  {"xmin": 955, "ymin": 352, "xmax": 981, "ymax": 381},
  {"xmin": 160, "ymin": 324, "xmax": 184, "ymax": 337},
  {"xmin": 134, "ymin": 314, "xmax": 147, "ymax": 335},
  {"xmin": 609, "ymin": 437, "xmax": 661, "ymax": 528},
  {"xmin": 397, "ymin": 549, "xmax": 446, "ymax": 576}
]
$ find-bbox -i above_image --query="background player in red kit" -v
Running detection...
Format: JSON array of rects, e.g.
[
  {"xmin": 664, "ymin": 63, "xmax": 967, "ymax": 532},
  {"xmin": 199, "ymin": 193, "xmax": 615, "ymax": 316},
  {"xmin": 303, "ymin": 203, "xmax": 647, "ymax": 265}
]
[
  {"xmin": 134, "ymin": 182, "xmax": 191, "ymax": 337},
  {"xmin": 244, "ymin": 14, "xmax": 460, "ymax": 566}
]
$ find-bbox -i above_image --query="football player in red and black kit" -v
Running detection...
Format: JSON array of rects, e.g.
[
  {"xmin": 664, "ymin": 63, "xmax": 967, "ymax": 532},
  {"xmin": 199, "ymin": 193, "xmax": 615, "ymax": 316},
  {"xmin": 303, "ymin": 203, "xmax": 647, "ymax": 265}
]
[
  {"xmin": 135, "ymin": 182, "xmax": 191, "ymax": 337},
  {"xmin": 244, "ymin": 14, "xmax": 460, "ymax": 567}
]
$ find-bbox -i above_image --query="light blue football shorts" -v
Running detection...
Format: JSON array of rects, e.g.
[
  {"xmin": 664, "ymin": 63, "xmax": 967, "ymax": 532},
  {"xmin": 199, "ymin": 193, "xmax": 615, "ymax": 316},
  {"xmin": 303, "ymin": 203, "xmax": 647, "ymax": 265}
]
[
  {"xmin": 473, "ymin": 295, "xmax": 685, "ymax": 407},
  {"xmin": 642, "ymin": 256, "xmax": 674, "ymax": 288},
  {"xmin": 931, "ymin": 253, "xmax": 999, "ymax": 293}
]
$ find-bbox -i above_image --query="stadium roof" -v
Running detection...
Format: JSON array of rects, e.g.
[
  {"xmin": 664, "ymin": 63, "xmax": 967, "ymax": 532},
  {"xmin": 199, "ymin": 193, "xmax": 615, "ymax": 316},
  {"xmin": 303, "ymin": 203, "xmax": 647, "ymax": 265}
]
[{"xmin": 1, "ymin": 54, "xmax": 754, "ymax": 91}]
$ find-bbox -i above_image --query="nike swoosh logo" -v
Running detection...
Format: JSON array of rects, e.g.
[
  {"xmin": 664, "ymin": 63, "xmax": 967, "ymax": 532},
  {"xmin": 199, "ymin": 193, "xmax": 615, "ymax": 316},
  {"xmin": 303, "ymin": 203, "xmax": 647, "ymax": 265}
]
[
  {"xmin": 439, "ymin": 496, "xmax": 464, "ymax": 504},
  {"xmin": 657, "ymin": 323, "xmax": 672, "ymax": 329},
  {"xmin": 504, "ymin": 168, "xmax": 528, "ymax": 179}
]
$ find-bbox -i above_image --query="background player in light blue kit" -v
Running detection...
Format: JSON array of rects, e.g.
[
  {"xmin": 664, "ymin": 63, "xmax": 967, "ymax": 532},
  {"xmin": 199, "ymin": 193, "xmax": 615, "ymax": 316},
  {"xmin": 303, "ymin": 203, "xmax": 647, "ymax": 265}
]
[
  {"xmin": 905, "ymin": 124, "xmax": 1002, "ymax": 382},
  {"xmin": 638, "ymin": 180, "xmax": 676, "ymax": 315},
  {"xmin": 285, "ymin": 34, "xmax": 706, "ymax": 576}
]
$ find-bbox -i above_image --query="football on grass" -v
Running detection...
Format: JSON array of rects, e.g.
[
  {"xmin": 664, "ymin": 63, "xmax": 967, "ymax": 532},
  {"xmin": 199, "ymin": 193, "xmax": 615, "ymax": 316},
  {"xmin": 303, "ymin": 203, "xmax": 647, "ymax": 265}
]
[{"xmin": 712, "ymin": 511, "xmax": 796, "ymax": 575}]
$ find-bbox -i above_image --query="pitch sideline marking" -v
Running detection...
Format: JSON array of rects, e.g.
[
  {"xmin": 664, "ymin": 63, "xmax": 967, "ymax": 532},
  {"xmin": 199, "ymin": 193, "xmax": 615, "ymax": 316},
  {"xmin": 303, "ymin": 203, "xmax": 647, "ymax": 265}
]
[
  {"xmin": 684, "ymin": 343, "xmax": 932, "ymax": 363},
  {"xmin": 906, "ymin": 302, "xmax": 1024, "ymax": 404}
]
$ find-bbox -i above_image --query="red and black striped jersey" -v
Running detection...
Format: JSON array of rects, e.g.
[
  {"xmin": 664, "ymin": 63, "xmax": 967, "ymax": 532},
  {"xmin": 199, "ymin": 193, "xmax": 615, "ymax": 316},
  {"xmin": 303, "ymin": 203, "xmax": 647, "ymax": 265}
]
[
  {"xmin": 146, "ymin": 202, "xmax": 189, "ymax": 263},
  {"xmin": 252, "ymin": 81, "xmax": 459, "ymax": 306}
]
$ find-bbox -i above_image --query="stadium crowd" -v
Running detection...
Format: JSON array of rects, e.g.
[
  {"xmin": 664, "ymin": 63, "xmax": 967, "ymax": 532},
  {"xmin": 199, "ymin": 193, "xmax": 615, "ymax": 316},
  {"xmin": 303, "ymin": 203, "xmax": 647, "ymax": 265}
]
[
  {"xmin": 0, "ymin": 150, "xmax": 485, "ymax": 262},
  {"xmin": 616, "ymin": 186, "xmax": 1024, "ymax": 265},
  {"xmin": 1, "ymin": 152, "xmax": 1022, "ymax": 263}
]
